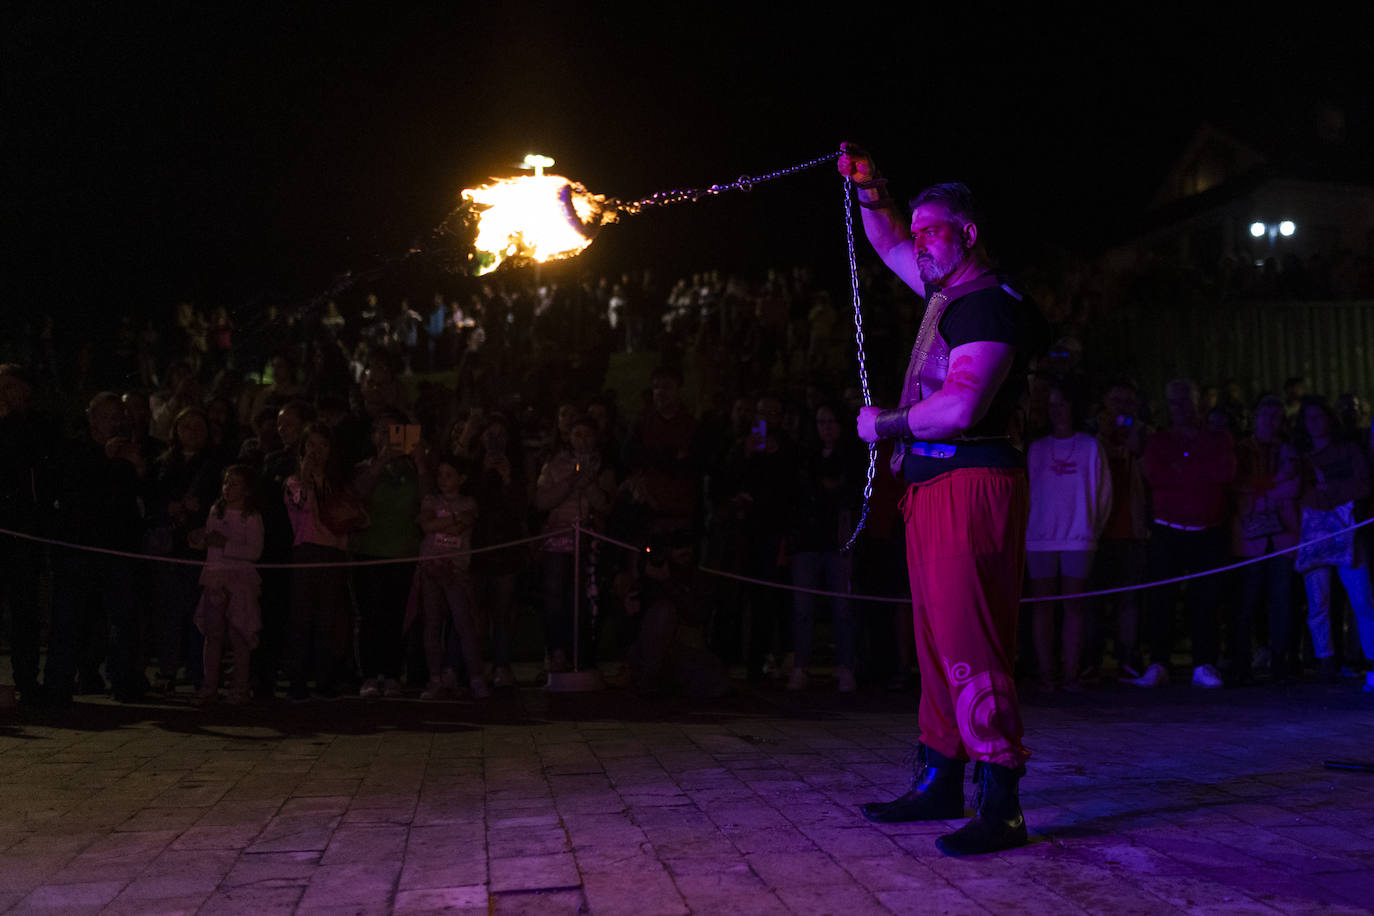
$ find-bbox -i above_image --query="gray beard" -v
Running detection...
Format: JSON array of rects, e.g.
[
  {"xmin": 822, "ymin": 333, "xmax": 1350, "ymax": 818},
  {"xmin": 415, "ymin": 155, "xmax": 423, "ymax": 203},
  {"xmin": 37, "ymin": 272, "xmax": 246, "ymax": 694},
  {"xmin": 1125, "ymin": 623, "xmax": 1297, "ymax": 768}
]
[{"xmin": 917, "ymin": 249, "xmax": 968, "ymax": 287}]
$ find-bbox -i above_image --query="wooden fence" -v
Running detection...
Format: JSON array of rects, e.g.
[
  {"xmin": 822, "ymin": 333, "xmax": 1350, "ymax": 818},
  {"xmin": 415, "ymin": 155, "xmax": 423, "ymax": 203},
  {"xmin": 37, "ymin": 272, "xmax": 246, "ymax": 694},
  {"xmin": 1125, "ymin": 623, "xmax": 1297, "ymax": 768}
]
[{"xmin": 1083, "ymin": 299, "xmax": 1374, "ymax": 406}]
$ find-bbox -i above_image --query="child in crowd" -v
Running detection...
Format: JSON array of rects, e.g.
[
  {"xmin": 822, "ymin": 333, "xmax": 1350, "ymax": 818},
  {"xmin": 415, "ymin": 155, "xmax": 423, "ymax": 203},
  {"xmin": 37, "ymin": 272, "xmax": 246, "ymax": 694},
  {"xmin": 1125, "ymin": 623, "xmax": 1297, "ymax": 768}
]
[
  {"xmin": 417, "ymin": 455, "xmax": 488, "ymax": 699},
  {"xmin": 191, "ymin": 465, "xmax": 264, "ymax": 704}
]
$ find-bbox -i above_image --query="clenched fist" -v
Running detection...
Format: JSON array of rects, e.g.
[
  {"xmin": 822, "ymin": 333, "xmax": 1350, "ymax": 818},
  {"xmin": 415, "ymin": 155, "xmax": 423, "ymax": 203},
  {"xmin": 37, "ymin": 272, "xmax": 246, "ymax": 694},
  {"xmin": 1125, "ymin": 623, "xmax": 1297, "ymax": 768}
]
[
  {"xmin": 838, "ymin": 141, "xmax": 878, "ymax": 185},
  {"xmin": 857, "ymin": 405, "xmax": 883, "ymax": 443}
]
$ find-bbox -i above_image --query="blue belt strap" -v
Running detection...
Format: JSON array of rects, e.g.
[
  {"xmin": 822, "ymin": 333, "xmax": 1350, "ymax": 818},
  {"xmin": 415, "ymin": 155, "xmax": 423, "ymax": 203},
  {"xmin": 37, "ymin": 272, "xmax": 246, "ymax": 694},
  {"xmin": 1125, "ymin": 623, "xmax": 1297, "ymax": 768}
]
[{"xmin": 907, "ymin": 441, "xmax": 958, "ymax": 459}]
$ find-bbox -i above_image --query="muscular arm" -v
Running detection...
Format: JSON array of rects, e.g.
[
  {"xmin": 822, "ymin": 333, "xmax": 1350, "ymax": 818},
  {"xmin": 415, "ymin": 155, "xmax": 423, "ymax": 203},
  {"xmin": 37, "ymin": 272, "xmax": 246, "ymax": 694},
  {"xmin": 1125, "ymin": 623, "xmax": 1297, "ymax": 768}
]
[
  {"xmin": 896, "ymin": 341, "xmax": 1016, "ymax": 441},
  {"xmin": 840, "ymin": 142, "xmax": 926, "ymax": 298},
  {"xmin": 858, "ymin": 198, "xmax": 925, "ymax": 298}
]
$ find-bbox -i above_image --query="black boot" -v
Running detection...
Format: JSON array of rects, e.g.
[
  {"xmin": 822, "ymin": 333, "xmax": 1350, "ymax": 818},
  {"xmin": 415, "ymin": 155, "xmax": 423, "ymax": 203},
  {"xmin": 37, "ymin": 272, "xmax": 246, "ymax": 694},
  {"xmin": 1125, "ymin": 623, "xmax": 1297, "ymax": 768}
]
[
  {"xmin": 860, "ymin": 744, "xmax": 966, "ymax": 823},
  {"xmin": 936, "ymin": 760, "xmax": 1028, "ymax": 855}
]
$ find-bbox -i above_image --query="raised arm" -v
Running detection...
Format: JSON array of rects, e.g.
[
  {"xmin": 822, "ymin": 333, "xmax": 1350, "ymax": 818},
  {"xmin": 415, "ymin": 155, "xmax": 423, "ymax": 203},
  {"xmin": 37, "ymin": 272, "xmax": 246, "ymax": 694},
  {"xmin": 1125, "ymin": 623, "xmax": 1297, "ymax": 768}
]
[{"xmin": 838, "ymin": 142, "xmax": 925, "ymax": 298}]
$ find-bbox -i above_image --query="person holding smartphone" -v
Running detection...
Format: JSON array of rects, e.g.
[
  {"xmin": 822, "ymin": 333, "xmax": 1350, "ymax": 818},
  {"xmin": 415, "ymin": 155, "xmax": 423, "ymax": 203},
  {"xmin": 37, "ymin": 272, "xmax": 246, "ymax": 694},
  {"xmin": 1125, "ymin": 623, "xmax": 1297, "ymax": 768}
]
[
  {"xmin": 352, "ymin": 408, "xmax": 426, "ymax": 698},
  {"xmin": 1093, "ymin": 378, "xmax": 1151, "ymax": 680},
  {"xmin": 535, "ymin": 415, "xmax": 616, "ymax": 674}
]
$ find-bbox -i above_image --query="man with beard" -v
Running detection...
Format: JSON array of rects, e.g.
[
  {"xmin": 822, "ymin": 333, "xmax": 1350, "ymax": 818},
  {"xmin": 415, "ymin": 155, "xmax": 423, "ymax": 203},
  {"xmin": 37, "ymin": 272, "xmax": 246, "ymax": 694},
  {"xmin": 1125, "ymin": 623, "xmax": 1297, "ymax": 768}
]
[{"xmin": 839, "ymin": 144, "xmax": 1048, "ymax": 855}]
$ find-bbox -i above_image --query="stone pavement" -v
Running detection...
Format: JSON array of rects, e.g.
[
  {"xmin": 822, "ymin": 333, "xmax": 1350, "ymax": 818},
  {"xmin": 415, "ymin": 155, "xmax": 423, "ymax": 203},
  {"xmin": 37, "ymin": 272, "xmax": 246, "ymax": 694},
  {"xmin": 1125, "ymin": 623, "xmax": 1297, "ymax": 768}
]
[{"xmin": 1, "ymin": 671, "xmax": 1372, "ymax": 915}]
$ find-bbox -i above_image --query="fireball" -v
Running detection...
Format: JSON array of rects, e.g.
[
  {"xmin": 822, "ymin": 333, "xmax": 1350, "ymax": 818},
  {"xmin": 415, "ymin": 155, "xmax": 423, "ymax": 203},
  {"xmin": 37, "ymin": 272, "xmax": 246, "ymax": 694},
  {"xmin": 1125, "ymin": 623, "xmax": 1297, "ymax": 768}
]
[{"xmin": 461, "ymin": 170, "xmax": 619, "ymax": 275}]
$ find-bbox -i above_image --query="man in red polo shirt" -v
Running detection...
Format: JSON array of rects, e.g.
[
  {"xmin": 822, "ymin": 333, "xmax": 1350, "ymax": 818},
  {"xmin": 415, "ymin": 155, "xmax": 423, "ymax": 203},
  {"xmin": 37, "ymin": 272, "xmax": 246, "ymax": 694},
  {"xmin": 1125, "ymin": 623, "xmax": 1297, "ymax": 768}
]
[{"xmin": 1132, "ymin": 378, "xmax": 1236, "ymax": 688}]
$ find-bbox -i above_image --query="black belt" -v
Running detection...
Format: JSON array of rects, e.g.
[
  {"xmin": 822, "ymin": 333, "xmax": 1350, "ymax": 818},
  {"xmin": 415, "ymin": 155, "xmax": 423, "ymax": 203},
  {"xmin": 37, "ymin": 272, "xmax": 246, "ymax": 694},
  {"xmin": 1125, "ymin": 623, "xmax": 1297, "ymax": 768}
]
[{"xmin": 901, "ymin": 438, "xmax": 1023, "ymax": 484}]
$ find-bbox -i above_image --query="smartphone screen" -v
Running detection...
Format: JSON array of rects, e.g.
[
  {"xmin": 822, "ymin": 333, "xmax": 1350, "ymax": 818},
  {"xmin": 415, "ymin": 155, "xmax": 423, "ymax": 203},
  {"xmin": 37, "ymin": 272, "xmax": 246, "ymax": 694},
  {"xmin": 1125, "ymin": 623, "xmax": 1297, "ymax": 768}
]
[{"xmin": 389, "ymin": 424, "xmax": 422, "ymax": 454}]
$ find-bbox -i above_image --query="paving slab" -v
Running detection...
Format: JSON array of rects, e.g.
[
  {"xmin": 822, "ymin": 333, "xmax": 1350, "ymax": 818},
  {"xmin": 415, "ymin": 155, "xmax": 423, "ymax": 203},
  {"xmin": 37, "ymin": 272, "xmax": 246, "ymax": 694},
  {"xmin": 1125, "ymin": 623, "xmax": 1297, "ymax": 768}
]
[{"xmin": 1, "ymin": 668, "xmax": 1372, "ymax": 914}]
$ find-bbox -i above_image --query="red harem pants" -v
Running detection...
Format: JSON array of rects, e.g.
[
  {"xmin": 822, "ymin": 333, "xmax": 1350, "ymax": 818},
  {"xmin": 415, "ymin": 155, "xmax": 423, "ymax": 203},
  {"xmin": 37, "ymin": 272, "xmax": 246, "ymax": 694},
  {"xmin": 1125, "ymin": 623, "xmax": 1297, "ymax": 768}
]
[{"xmin": 901, "ymin": 466, "xmax": 1030, "ymax": 768}]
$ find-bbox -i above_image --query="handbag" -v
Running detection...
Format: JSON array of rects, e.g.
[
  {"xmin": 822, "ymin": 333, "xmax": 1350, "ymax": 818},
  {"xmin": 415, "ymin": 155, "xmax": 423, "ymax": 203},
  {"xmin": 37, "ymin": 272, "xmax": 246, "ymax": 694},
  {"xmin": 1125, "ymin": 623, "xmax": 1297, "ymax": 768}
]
[
  {"xmin": 1295, "ymin": 502, "xmax": 1356, "ymax": 573},
  {"xmin": 1240, "ymin": 505, "xmax": 1284, "ymax": 540}
]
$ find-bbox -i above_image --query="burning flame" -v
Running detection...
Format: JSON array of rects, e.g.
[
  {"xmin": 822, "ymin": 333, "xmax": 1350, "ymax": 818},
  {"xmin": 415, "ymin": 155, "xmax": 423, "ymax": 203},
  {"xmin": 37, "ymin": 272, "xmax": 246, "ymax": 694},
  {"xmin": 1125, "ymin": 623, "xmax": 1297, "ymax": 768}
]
[{"xmin": 461, "ymin": 173, "xmax": 620, "ymax": 275}]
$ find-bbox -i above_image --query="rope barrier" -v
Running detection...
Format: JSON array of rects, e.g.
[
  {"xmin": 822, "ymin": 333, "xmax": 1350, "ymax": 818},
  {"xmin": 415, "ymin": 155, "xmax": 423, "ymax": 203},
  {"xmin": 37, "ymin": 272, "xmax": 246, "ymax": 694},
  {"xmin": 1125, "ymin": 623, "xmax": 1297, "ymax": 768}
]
[
  {"xmin": 579, "ymin": 518, "xmax": 1374, "ymax": 605},
  {"xmin": 4, "ymin": 515, "xmax": 1372, "ymax": 603},
  {"xmin": 0, "ymin": 525, "xmax": 569, "ymax": 569},
  {"xmin": 1023, "ymin": 515, "xmax": 1374, "ymax": 603}
]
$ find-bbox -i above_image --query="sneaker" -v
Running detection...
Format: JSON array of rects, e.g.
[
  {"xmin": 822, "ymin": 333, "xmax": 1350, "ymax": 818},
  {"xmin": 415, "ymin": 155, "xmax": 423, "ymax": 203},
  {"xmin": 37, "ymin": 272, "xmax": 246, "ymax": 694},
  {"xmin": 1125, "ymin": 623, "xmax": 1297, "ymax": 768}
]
[
  {"xmin": 1192, "ymin": 664, "xmax": 1224, "ymax": 688},
  {"xmin": 420, "ymin": 677, "xmax": 443, "ymax": 701},
  {"xmin": 760, "ymin": 653, "xmax": 778, "ymax": 679},
  {"xmin": 440, "ymin": 668, "xmax": 460, "ymax": 692},
  {"xmin": 835, "ymin": 667, "xmax": 857, "ymax": 694},
  {"xmin": 197, "ymin": 686, "xmax": 218, "ymax": 707},
  {"xmin": 1252, "ymin": 646, "xmax": 1272, "ymax": 672},
  {"xmin": 470, "ymin": 675, "xmax": 492, "ymax": 699},
  {"xmin": 1123, "ymin": 663, "xmax": 1169, "ymax": 687},
  {"xmin": 359, "ymin": 678, "xmax": 380, "ymax": 698},
  {"xmin": 382, "ymin": 678, "xmax": 403, "ymax": 698},
  {"xmin": 491, "ymin": 666, "xmax": 515, "ymax": 688},
  {"xmin": 786, "ymin": 668, "xmax": 808, "ymax": 692}
]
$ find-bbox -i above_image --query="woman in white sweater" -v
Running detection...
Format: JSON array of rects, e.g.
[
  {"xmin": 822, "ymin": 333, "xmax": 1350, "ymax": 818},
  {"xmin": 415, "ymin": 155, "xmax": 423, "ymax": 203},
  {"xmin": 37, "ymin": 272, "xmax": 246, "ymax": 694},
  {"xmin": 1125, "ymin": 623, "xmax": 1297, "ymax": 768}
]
[{"xmin": 1026, "ymin": 380, "xmax": 1113, "ymax": 692}]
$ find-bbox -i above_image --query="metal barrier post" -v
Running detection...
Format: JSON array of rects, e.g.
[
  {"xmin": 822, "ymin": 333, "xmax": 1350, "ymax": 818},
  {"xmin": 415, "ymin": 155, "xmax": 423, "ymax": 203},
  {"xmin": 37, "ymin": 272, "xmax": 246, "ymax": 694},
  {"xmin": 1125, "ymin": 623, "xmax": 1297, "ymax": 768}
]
[
  {"xmin": 572, "ymin": 518, "xmax": 581, "ymax": 672},
  {"xmin": 546, "ymin": 519, "xmax": 604, "ymax": 692}
]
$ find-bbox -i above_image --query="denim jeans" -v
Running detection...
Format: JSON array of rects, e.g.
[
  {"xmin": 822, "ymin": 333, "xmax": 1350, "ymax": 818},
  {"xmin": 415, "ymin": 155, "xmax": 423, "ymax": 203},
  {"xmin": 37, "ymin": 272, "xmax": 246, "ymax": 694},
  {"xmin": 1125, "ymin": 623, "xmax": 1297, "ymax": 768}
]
[
  {"xmin": 287, "ymin": 544, "xmax": 352, "ymax": 691},
  {"xmin": 419, "ymin": 566, "xmax": 482, "ymax": 680},
  {"xmin": 1304, "ymin": 562, "xmax": 1374, "ymax": 661},
  {"xmin": 790, "ymin": 550, "xmax": 855, "ymax": 669},
  {"xmin": 1236, "ymin": 553, "xmax": 1296, "ymax": 676}
]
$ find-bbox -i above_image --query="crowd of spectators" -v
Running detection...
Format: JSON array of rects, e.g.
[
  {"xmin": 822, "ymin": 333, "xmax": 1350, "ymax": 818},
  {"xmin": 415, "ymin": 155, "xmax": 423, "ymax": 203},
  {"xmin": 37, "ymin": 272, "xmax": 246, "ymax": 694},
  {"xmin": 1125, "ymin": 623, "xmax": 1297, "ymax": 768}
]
[{"xmin": 1, "ymin": 266, "xmax": 1372, "ymax": 714}]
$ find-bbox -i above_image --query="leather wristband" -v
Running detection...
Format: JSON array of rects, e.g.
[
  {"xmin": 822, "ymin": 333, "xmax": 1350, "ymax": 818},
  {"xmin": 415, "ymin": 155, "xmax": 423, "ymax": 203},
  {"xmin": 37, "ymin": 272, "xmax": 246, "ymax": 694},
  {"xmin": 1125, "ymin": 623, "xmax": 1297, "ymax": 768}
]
[
  {"xmin": 858, "ymin": 197, "xmax": 896, "ymax": 210},
  {"xmin": 874, "ymin": 407, "xmax": 911, "ymax": 440},
  {"xmin": 855, "ymin": 176, "xmax": 888, "ymax": 190}
]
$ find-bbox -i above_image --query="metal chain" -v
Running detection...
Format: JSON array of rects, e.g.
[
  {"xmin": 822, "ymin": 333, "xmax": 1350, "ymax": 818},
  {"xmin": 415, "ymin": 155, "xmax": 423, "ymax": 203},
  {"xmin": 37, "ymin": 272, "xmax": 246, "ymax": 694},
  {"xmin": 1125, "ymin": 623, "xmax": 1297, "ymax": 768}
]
[
  {"xmin": 607, "ymin": 147, "xmax": 878, "ymax": 551},
  {"xmin": 608, "ymin": 151, "xmax": 842, "ymax": 215},
  {"xmin": 841, "ymin": 176, "xmax": 877, "ymax": 553}
]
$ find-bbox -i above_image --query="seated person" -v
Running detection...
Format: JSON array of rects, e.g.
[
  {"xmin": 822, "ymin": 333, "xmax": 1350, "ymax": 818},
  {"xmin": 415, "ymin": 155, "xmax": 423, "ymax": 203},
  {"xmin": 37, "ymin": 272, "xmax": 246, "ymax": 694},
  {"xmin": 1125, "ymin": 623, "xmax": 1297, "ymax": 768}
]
[{"xmin": 624, "ymin": 529, "xmax": 730, "ymax": 699}]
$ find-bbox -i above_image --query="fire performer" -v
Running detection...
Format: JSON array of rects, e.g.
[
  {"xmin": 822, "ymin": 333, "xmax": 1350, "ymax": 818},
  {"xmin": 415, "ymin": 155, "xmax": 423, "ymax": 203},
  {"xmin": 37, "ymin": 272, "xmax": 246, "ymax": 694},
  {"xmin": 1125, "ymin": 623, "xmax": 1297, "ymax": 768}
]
[{"xmin": 840, "ymin": 143, "xmax": 1048, "ymax": 855}]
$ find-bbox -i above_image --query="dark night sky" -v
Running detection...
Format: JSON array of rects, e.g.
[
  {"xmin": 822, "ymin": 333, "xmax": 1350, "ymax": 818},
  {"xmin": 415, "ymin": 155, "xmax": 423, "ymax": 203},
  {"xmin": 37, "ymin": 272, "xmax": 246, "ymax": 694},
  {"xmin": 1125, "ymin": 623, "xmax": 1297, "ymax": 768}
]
[{"xmin": 6, "ymin": 5, "xmax": 1371, "ymax": 322}]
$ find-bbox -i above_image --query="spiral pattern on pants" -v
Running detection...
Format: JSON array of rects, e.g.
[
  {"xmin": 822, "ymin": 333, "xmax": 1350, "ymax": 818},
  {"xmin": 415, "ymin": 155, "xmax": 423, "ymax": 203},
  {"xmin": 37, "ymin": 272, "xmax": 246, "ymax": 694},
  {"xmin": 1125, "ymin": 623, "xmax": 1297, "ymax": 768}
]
[{"xmin": 955, "ymin": 669, "xmax": 1020, "ymax": 759}]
